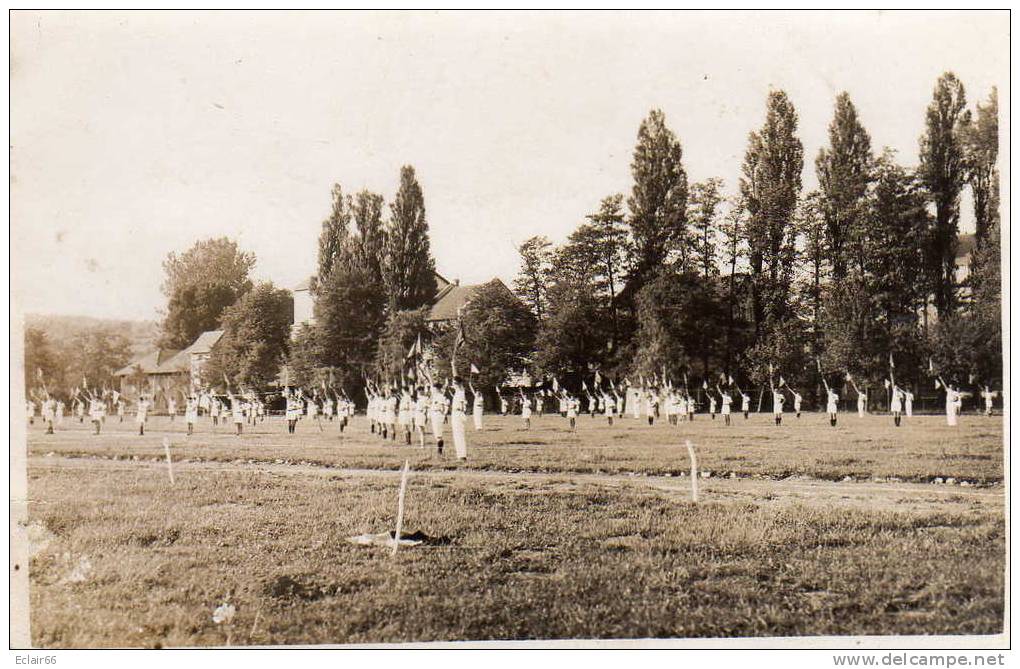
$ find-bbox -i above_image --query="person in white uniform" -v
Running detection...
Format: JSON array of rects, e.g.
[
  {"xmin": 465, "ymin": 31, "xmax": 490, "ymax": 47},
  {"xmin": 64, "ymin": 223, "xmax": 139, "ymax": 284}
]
[
  {"xmin": 981, "ymin": 386, "xmax": 997, "ymax": 417},
  {"xmin": 470, "ymin": 382, "xmax": 484, "ymax": 431},
  {"xmin": 429, "ymin": 383, "xmax": 446, "ymax": 454},
  {"xmin": 450, "ymin": 377, "xmax": 469, "ymax": 461},
  {"xmin": 717, "ymin": 385, "xmax": 733, "ymax": 426},
  {"xmin": 185, "ymin": 395, "xmax": 199, "ymax": 435},
  {"xmin": 136, "ymin": 395, "xmax": 150, "ymax": 436},
  {"xmin": 822, "ymin": 378, "xmax": 839, "ymax": 427}
]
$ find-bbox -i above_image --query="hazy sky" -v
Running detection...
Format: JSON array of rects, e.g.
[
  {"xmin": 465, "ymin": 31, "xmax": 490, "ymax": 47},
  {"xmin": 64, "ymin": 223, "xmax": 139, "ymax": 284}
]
[{"xmin": 10, "ymin": 10, "xmax": 1007, "ymax": 321}]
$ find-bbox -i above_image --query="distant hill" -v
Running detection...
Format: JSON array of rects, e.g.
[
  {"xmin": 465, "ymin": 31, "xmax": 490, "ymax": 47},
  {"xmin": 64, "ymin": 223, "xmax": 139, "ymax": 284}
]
[{"xmin": 24, "ymin": 314, "xmax": 160, "ymax": 357}]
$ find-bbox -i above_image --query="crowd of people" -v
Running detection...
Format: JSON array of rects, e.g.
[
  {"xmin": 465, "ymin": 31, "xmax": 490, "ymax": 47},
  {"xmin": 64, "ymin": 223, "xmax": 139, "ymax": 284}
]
[{"xmin": 25, "ymin": 368, "xmax": 1002, "ymax": 463}]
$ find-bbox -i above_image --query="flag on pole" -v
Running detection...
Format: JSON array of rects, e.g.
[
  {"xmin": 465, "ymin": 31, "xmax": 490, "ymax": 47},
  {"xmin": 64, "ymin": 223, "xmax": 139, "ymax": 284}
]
[
  {"xmin": 470, "ymin": 363, "xmax": 480, "ymax": 375},
  {"xmin": 935, "ymin": 379, "xmax": 941, "ymax": 390},
  {"xmin": 702, "ymin": 380, "xmax": 708, "ymax": 390},
  {"xmin": 778, "ymin": 376, "xmax": 785, "ymax": 387},
  {"xmin": 406, "ymin": 334, "xmax": 421, "ymax": 361}
]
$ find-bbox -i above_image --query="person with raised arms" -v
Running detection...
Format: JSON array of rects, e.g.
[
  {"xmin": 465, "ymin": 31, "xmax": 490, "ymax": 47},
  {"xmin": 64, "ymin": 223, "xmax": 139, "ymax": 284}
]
[
  {"xmin": 770, "ymin": 377, "xmax": 785, "ymax": 426},
  {"xmin": 981, "ymin": 385, "xmax": 998, "ymax": 417},
  {"xmin": 822, "ymin": 376, "xmax": 839, "ymax": 427},
  {"xmin": 519, "ymin": 389, "xmax": 533, "ymax": 430},
  {"xmin": 470, "ymin": 381, "xmax": 484, "ymax": 431},
  {"xmin": 716, "ymin": 384, "xmax": 733, "ymax": 426}
]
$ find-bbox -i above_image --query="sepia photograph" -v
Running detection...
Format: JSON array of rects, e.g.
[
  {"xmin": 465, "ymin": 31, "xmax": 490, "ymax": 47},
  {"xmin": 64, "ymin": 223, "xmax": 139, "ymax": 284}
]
[{"xmin": 7, "ymin": 8, "xmax": 1010, "ymax": 657}]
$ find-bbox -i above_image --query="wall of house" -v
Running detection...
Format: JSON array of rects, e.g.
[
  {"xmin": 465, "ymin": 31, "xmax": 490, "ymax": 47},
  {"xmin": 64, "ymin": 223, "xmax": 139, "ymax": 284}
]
[{"xmin": 293, "ymin": 288, "xmax": 314, "ymax": 328}]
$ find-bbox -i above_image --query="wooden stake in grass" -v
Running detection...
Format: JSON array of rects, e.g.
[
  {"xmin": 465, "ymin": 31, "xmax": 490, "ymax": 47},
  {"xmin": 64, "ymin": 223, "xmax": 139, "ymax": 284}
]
[
  {"xmin": 685, "ymin": 439, "xmax": 698, "ymax": 503},
  {"xmin": 392, "ymin": 459, "xmax": 410, "ymax": 556},
  {"xmin": 162, "ymin": 437, "xmax": 175, "ymax": 486}
]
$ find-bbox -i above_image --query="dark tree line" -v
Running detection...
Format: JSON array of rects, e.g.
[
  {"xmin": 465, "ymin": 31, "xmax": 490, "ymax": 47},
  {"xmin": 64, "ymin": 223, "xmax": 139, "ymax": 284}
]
[{"xmin": 515, "ymin": 73, "xmax": 1001, "ymax": 404}]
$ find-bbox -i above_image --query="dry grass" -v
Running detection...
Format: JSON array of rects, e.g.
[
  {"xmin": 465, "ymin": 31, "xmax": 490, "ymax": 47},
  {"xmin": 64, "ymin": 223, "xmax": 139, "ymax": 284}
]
[
  {"xmin": 25, "ymin": 456, "xmax": 1004, "ymax": 647},
  {"xmin": 23, "ymin": 413, "xmax": 1004, "ymax": 646},
  {"xmin": 27, "ymin": 411, "xmax": 1004, "ymax": 483}
]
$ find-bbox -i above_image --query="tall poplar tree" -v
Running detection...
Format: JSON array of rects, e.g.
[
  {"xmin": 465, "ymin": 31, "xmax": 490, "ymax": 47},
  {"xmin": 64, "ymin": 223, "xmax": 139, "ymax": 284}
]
[
  {"xmin": 816, "ymin": 92, "xmax": 873, "ymax": 280},
  {"xmin": 739, "ymin": 90, "xmax": 804, "ymax": 342},
  {"xmin": 626, "ymin": 109, "xmax": 688, "ymax": 288},
  {"xmin": 382, "ymin": 165, "xmax": 438, "ymax": 311},
  {"xmin": 918, "ymin": 72, "xmax": 968, "ymax": 318}
]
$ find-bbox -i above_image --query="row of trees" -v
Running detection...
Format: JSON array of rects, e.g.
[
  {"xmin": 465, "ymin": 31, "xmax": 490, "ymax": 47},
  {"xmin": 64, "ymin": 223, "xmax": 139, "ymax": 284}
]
[
  {"xmin": 288, "ymin": 165, "xmax": 450, "ymax": 395},
  {"xmin": 27, "ymin": 72, "xmax": 997, "ymax": 407},
  {"xmin": 24, "ymin": 326, "xmax": 134, "ymax": 397},
  {"xmin": 514, "ymin": 73, "xmax": 1000, "ymax": 398}
]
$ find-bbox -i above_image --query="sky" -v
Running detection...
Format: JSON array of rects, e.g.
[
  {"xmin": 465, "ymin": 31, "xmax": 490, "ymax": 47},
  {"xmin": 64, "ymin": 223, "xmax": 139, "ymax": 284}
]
[{"xmin": 10, "ymin": 10, "xmax": 1008, "ymax": 322}]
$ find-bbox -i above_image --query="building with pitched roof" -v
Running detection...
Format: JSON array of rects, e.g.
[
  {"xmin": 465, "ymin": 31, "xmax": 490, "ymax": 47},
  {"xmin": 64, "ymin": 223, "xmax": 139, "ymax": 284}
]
[
  {"xmin": 291, "ymin": 271, "xmax": 511, "ymax": 332},
  {"xmin": 114, "ymin": 330, "xmax": 224, "ymax": 410}
]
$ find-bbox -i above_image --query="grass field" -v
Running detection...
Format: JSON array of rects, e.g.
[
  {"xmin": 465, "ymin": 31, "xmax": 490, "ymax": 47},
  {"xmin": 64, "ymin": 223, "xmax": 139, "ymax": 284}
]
[
  {"xmin": 26, "ymin": 410, "xmax": 1005, "ymax": 483},
  {"xmin": 22, "ymin": 411, "xmax": 1006, "ymax": 647}
]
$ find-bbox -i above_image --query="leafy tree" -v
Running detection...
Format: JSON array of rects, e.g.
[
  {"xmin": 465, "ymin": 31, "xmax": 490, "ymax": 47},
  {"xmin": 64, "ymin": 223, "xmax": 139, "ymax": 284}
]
[
  {"xmin": 382, "ymin": 166, "xmax": 438, "ymax": 311},
  {"xmin": 740, "ymin": 90, "xmax": 804, "ymax": 341},
  {"xmin": 530, "ymin": 282, "xmax": 606, "ymax": 387},
  {"xmin": 918, "ymin": 72, "xmax": 969, "ymax": 318},
  {"xmin": 312, "ymin": 260, "xmax": 388, "ymax": 392},
  {"xmin": 627, "ymin": 109, "xmax": 688, "ymax": 285},
  {"xmin": 932, "ymin": 218, "xmax": 1003, "ymax": 388},
  {"xmin": 349, "ymin": 190, "xmax": 387, "ymax": 283},
  {"xmin": 513, "ymin": 236, "xmax": 554, "ymax": 320},
  {"xmin": 432, "ymin": 282, "xmax": 537, "ymax": 391},
  {"xmin": 631, "ymin": 271, "xmax": 728, "ymax": 381},
  {"xmin": 317, "ymin": 184, "xmax": 351, "ymax": 287},
  {"xmin": 204, "ymin": 282, "xmax": 294, "ymax": 390},
  {"xmin": 718, "ymin": 198, "xmax": 754, "ymax": 375},
  {"xmin": 62, "ymin": 328, "xmax": 133, "ymax": 392},
  {"xmin": 584, "ymin": 194, "xmax": 630, "ymax": 329},
  {"xmin": 24, "ymin": 327, "xmax": 63, "ymax": 396},
  {"xmin": 159, "ymin": 238, "xmax": 255, "ymax": 349},
  {"xmin": 689, "ymin": 178, "xmax": 724, "ymax": 279},
  {"xmin": 816, "ymin": 92, "xmax": 873, "ymax": 279},
  {"xmin": 742, "ymin": 316, "xmax": 809, "ymax": 390},
  {"xmin": 375, "ymin": 306, "xmax": 431, "ymax": 382},
  {"xmin": 794, "ymin": 192, "xmax": 828, "ymax": 364},
  {"xmin": 867, "ymin": 151, "xmax": 930, "ymax": 332},
  {"xmin": 962, "ymin": 87, "xmax": 999, "ymax": 246},
  {"xmin": 285, "ymin": 323, "xmax": 326, "ymax": 389}
]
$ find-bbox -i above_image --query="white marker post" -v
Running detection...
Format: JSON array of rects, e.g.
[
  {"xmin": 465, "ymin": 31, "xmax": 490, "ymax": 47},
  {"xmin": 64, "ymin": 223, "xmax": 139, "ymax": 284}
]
[
  {"xmin": 685, "ymin": 439, "xmax": 698, "ymax": 503},
  {"xmin": 162, "ymin": 437, "xmax": 175, "ymax": 486},
  {"xmin": 392, "ymin": 459, "xmax": 410, "ymax": 556}
]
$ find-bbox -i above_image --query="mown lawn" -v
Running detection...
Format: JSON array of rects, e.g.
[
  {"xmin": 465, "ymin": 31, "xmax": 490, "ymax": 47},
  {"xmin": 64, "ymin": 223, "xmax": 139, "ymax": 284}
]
[
  {"xmin": 26, "ymin": 458, "xmax": 1004, "ymax": 647},
  {"xmin": 26, "ymin": 411, "xmax": 1005, "ymax": 483}
]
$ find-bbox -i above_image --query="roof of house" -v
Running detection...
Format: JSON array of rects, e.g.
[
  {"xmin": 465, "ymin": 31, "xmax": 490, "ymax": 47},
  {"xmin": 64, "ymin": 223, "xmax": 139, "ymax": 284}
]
[
  {"xmin": 956, "ymin": 233, "xmax": 977, "ymax": 260},
  {"xmin": 428, "ymin": 282, "xmax": 478, "ymax": 322},
  {"xmin": 427, "ymin": 278, "xmax": 512, "ymax": 322},
  {"xmin": 113, "ymin": 348, "xmax": 180, "ymax": 377},
  {"xmin": 152, "ymin": 330, "xmax": 224, "ymax": 374},
  {"xmin": 190, "ymin": 330, "xmax": 225, "ymax": 354}
]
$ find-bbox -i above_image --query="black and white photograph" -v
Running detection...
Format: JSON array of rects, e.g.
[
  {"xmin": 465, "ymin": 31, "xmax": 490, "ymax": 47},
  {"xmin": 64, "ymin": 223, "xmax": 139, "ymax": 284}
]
[{"xmin": 7, "ymin": 8, "xmax": 1010, "ymax": 657}]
